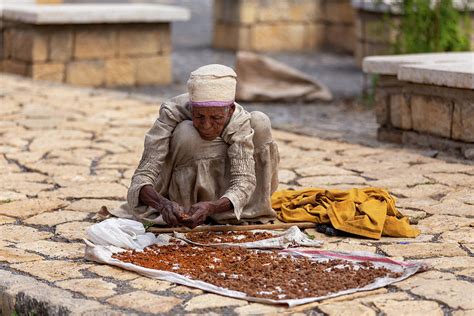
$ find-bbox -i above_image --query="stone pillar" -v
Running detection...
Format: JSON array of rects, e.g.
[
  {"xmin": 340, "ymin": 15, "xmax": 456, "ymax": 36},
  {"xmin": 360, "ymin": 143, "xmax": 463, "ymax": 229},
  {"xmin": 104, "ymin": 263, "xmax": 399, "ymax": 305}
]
[
  {"xmin": 1, "ymin": 4, "xmax": 189, "ymax": 87},
  {"xmin": 322, "ymin": 0, "xmax": 356, "ymax": 53},
  {"xmin": 213, "ymin": 0, "xmax": 326, "ymax": 52},
  {"xmin": 364, "ymin": 53, "xmax": 474, "ymax": 158}
]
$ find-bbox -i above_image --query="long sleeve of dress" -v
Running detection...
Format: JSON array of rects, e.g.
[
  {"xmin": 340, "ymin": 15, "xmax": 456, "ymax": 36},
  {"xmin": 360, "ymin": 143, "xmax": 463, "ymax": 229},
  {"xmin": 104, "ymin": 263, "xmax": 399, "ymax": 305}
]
[
  {"xmin": 127, "ymin": 103, "xmax": 188, "ymax": 210},
  {"xmin": 221, "ymin": 119, "xmax": 257, "ymax": 220}
]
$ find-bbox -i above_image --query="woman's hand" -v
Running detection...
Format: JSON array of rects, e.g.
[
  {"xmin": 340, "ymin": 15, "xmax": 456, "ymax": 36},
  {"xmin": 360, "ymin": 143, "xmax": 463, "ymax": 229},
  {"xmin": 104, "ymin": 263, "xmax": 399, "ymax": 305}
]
[
  {"xmin": 183, "ymin": 202, "xmax": 215, "ymax": 229},
  {"xmin": 159, "ymin": 199, "xmax": 185, "ymax": 227},
  {"xmin": 139, "ymin": 185, "xmax": 185, "ymax": 226},
  {"xmin": 183, "ymin": 198, "xmax": 233, "ymax": 229}
]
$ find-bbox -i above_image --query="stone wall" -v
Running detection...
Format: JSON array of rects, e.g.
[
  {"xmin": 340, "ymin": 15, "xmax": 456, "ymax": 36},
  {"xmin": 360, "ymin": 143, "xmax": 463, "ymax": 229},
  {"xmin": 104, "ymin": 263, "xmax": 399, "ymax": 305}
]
[
  {"xmin": 213, "ymin": 0, "xmax": 355, "ymax": 53},
  {"xmin": 1, "ymin": 22, "xmax": 172, "ymax": 87},
  {"xmin": 375, "ymin": 76, "xmax": 474, "ymax": 157}
]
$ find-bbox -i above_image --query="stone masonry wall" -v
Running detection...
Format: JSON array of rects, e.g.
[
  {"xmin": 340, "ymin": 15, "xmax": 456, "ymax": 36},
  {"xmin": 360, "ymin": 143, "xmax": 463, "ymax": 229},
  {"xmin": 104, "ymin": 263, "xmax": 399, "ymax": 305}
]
[
  {"xmin": 375, "ymin": 75, "xmax": 474, "ymax": 157},
  {"xmin": 213, "ymin": 0, "xmax": 355, "ymax": 53},
  {"xmin": 1, "ymin": 22, "xmax": 172, "ymax": 87}
]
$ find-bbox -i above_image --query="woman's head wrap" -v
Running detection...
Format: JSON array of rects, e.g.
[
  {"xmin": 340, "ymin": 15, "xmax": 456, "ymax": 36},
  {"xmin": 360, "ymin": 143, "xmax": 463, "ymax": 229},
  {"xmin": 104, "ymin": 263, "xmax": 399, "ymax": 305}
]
[{"xmin": 187, "ymin": 64, "xmax": 237, "ymax": 107}]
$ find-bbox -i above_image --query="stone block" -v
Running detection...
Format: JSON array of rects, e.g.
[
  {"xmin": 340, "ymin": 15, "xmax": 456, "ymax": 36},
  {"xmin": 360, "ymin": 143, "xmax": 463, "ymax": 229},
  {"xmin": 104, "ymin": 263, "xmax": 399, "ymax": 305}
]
[
  {"xmin": 134, "ymin": 56, "xmax": 171, "ymax": 85},
  {"xmin": 452, "ymin": 100, "xmax": 474, "ymax": 142},
  {"xmin": 214, "ymin": 27, "xmax": 242, "ymax": 51},
  {"xmin": 288, "ymin": 0, "xmax": 322, "ymax": 22},
  {"xmin": 306, "ymin": 23, "xmax": 325, "ymax": 49},
  {"xmin": 285, "ymin": 24, "xmax": 307, "ymax": 50},
  {"xmin": 107, "ymin": 291, "xmax": 182, "ymax": 314},
  {"xmin": 324, "ymin": 0, "xmax": 355, "ymax": 24},
  {"xmin": 402, "ymin": 131, "xmax": 468, "ymax": 155},
  {"xmin": 411, "ymin": 95, "xmax": 453, "ymax": 138},
  {"xmin": 390, "ymin": 94, "xmax": 412, "ymax": 129},
  {"xmin": 3, "ymin": 60, "xmax": 28, "ymax": 76},
  {"xmin": 213, "ymin": 0, "xmax": 241, "ymax": 23},
  {"xmin": 74, "ymin": 28, "xmax": 116, "ymax": 60},
  {"xmin": 377, "ymin": 127, "xmax": 403, "ymax": 144},
  {"xmin": 255, "ymin": 0, "xmax": 320, "ymax": 22},
  {"xmin": 364, "ymin": 52, "xmax": 473, "ymax": 76},
  {"xmin": 118, "ymin": 26, "xmax": 160, "ymax": 57},
  {"xmin": 213, "ymin": 0, "xmax": 225, "ymax": 21},
  {"xmin": 184, "ymin": 293, "xmax": 246, "ymax": 311},
  {"xmin": 399, "ymin": 62, "xmax": 474, "ymax": 90},
  {"xmin": 30, "ymin": 63, "xmax": 65, "ymax": 82},
  {"xmin": 49, "ymin": 29, "xmax": 73, "ymax": 62},
  {"xmin": 2, "ymin": 4, "xmax": 189, "ymax": 25},
  {"xmin": 239, "ymin": 0, "xmax": 258, "ymax": 24},
  {"xmin": 326, "ymin": 24, "xmax": 355, "ymax": 52},
  {"xmin": 3, "ymin": 29, "xmax": 13, "ymax": 59},
  {"xmin": 374, "ymin": 90, "xmax": 389, "ymax": 125},
  {"xmin": 237, "ymin": 25, "xmax": 252, "ymax": 50},
  {"xmin": 256, "ymin": 1, "xmax": 289, "ymax": 22},
  {"xmin": 252, "ymin": 23, "xmax": 307, "ymax": 51},
  {"xmin": 159, "ymin": 24, "xmax": 172, "ymax": 54},
  {"xmin": 376, "ymin": 75, "xmax": 400, "ymax": 88},
  {"xmin": 66, "ymin": 61, "xmax": 105, "ymax": 87},
  {"xmin": 213, "ymin": 22, "xmax": 239, "ymax": 50},
  {"xmin": 105, "ymin": 58, "xmax": 135, "ymax": 87},
  {"xmin": 10, "ymin": 28, "xmax": 48, "ymax": 62}
]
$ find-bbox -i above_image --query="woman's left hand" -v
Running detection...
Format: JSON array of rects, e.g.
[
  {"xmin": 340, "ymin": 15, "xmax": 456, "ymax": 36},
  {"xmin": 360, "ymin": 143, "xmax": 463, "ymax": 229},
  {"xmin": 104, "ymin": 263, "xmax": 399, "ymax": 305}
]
[
  {"xmin": 183, "ymin": 202, "xmax": 215, "ymax": 229},
  {"xmin": 183, "ymin": 198, "xmax": 233, "ymax": 229}
]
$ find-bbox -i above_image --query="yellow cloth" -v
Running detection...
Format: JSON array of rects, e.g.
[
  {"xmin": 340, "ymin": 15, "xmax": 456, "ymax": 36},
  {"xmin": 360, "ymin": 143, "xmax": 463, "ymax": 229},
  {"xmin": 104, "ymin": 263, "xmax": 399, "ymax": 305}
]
[{"xmin": 271, "ymin": 188, "xmax": 420, "ymax": 239}]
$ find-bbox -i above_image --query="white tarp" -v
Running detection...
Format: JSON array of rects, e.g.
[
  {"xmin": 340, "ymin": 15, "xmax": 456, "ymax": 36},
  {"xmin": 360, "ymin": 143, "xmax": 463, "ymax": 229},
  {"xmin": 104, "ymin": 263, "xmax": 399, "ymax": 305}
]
[{"xmin": 84, "ymin": 219, "xmax": 427, "ymax": 307}]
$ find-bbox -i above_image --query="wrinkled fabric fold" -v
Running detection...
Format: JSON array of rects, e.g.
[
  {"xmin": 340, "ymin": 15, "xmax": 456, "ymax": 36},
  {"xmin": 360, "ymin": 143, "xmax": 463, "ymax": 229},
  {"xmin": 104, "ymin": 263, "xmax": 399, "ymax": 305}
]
[{"xmin": 272, "ymin": 188, "xmax": 420, "ymax": 239}]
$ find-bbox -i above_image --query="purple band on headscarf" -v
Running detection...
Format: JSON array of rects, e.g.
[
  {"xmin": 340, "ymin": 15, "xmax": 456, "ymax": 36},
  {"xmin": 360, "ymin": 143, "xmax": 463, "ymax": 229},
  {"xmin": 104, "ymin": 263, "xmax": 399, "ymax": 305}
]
[{"xmin": 191, "ymin": 100, "xmax": 234, "ymax": 107}]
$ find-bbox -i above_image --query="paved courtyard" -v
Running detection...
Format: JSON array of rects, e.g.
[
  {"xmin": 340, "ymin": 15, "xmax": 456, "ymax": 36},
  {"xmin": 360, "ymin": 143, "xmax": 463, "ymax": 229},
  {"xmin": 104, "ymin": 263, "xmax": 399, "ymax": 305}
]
[{"xmin": 0, "ymin": 73, "xmax": 473, "ymax": 315}]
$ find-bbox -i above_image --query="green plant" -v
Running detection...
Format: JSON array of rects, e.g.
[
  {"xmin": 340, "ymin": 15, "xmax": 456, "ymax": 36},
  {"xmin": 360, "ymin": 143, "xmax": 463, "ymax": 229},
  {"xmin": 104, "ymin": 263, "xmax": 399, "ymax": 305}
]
[
  {"xmin": 143, "ymin": 220, "xmax": 155, "ymax": 231},
  {"xmin": 394, "ymin": 0, "xmax": 471, "ymax": 53},
  {"xmin": 360, "ymin": 74, "xmax": 379, "ymax": 108}
]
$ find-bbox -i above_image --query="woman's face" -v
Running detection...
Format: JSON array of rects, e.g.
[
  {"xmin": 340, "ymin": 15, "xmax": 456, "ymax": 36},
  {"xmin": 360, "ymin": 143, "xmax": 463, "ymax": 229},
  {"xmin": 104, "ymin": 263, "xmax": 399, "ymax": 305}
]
[{"xmin": 191, "ymin": 105, "xmax": 235, "ymax": 141}]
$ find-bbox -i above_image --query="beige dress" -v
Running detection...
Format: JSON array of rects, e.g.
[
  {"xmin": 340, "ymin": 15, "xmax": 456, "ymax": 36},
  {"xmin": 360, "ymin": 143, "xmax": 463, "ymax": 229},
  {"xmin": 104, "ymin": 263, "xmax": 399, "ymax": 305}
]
[{"xmin": 113, "ymin": 93, "xmax": 280, "ymax": 224}]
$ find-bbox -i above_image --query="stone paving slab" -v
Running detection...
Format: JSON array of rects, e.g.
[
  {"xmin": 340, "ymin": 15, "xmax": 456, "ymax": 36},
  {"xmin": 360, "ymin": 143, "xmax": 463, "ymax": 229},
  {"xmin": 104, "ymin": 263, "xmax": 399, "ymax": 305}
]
[{"xmin": 0, "ymin": 74, "xmax": 473, "ymax": 315}]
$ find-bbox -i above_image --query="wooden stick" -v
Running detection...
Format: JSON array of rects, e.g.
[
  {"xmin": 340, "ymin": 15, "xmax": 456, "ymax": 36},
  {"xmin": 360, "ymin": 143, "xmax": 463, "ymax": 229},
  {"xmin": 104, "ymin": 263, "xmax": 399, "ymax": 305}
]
[{"xmin": 148, "ymin": 222, "xmax": 316, "ymax": 234}]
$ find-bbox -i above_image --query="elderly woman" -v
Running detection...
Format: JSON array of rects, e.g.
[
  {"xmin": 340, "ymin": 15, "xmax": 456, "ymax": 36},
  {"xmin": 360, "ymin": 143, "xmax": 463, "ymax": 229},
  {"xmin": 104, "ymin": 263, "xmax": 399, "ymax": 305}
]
[{"xmin": 114, "ymin": 64, "xmax": 280, "ymax": 228}]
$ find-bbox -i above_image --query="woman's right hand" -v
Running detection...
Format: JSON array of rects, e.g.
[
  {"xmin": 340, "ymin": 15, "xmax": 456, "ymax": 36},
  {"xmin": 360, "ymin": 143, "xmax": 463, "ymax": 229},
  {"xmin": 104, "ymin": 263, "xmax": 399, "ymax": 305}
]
[
  {"xmin": 159, "ymin": 199, "xmax": 186, "ymax": 227},
  {"xmin": 139, "ymin": 185, "xmax": 185, "ymax": 226}
]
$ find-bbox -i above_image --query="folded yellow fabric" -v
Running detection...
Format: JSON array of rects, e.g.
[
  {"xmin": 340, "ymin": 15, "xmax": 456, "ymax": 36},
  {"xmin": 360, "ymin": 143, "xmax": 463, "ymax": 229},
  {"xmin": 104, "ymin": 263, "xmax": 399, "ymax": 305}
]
[{"xmin": 271, "ymin": 188, "xmax": 420, "ymax": 239}]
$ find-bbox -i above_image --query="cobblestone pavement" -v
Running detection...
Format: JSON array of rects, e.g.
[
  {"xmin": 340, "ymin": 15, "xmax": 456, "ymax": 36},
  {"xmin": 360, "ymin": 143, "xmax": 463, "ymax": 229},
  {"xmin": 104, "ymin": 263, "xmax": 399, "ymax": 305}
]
[{"xmin": 1, "ymin": 73, "xmax": 473, "ymax": 315}]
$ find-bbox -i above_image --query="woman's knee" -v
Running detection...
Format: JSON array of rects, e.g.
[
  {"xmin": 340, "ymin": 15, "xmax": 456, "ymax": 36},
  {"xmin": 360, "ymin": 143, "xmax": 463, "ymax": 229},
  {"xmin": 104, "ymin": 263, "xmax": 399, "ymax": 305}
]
[
  {"xmin": 171, "ymin": 120, "xmax": 227, "ymax": 161},
  {"xmin": 171, "ymin": 121, "xmax": 200, "ymax": 151},
  {"xmin": 250, "ymin": 111, "xmax": 272, "ymax": 148}
]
